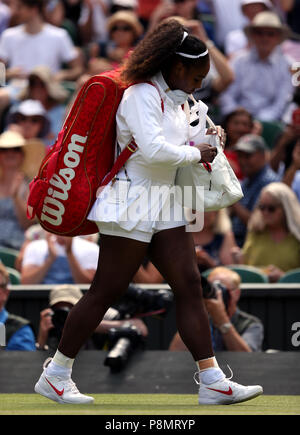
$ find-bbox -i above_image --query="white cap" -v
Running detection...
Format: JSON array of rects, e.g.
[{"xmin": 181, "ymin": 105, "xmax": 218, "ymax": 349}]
[
  {"xmin": 15, "ymin": 99, "xmax": 47, "ymax": 117},
  {"xmin": 242, "ymin": 0, "xmax": 273, "ymax": 9}
]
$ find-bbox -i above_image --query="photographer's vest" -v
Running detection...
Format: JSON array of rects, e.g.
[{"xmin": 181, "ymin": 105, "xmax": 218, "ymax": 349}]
[
  {"xmin": 5, "ymin": 313, "xmax": 31, "ymax": 344},
  {"xmin": 232, "ymin": 309, "xmax": 261, "ymax": 336},
  {"xmin": 212, "ymin": 308, "xmax": 262, "ymax": 351}
]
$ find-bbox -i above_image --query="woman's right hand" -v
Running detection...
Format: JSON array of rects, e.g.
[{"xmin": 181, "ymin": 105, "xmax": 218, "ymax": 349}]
[{"xmin": 195, "ymin": 143, "xmax": 218, "ymax": 163}]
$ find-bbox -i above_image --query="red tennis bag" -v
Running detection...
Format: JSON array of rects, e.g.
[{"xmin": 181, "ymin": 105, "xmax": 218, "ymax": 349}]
[{"xmin": 27, "ymin": 70, "xmax": 138, "ymax": 236}]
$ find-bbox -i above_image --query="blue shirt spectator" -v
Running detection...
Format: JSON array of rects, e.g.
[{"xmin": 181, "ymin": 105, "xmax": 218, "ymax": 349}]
[
  {"xmin": 220, "ymin": 47, "xmax": 293, "ymax": 122},
  {"xmin": 0, "ymin": 308, "xmax": 36, "ymax": 351},
  {"xmin": 0, "ymin": 261, "xmax": 36, "ymax": 350},
  {"xmin": 220, "ymin": 12, "xmax": 293, "ymax": 122},
  {"xmin": 21, "ymin": 233, "xmax": 99, "ymax": 285}
]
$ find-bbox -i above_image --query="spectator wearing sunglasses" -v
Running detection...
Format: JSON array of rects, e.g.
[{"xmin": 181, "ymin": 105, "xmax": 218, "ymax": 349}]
[
  {"xmin": 88, "ymin": 10, "xmax": 144, "ymax": 75},
  {"xmin": 0, "ymin": 130, "xmax": 44, "ymax": 250},
  {"xmin": 232, "ymin": 182, "xmax": 300, "ymax": 282},
  {"xmin": 7, "ymin": 99, "xmax": 50, "ymax": 144},
  {"xmin": 220, "ymin": 11, "xmax": 293, "ymax": 122},
  {"xmin": 225, "ymin": 0, "xmax": 273, "ymax": 59}
]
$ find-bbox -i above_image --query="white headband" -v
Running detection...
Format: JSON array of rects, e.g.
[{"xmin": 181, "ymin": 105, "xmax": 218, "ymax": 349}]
[
  {"xmin": 176, "ymin": 32, "xmax": 209, "ymax": 58},
  {"xmin": 175, "ymin": 49, "xmax": 209, "ymax": 58}
]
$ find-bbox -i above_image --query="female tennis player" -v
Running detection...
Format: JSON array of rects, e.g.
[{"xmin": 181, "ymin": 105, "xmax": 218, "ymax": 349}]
[{"xmin": 35, "ymin": 19, "xmax": 263, "ymax": 405}]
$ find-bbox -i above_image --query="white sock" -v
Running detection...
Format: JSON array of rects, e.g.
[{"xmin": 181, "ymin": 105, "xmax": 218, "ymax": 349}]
[
  {"xmin": 195, "ymin": 357, "xmax": 225, "ymax": 385},
  {"xmin": 199, "ymin": 367, "xmax": 226, "ymax": 385},
  {"xmin": 45, "ymin": 350, "xmax": 74, "ymax": 379}
]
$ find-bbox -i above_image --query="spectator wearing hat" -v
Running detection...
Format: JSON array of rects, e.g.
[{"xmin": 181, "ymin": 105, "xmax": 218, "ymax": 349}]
[
  {"xmin": 229, "ymin": 134, "xmax": 280, "ymax": 247},
  {"xmin": 0, "ymin": 0, "xmax": 83, "ymax": 119},
  {"xmin": 88, "ymin": 10, "xmax": 144, "ymax": 75},
  {"xmin": 19, "ymin": 66, "xmax": 69, "ymax": 148},
  {"xmin": 0, "ymin": 130, "xmax": 44, "ymax": 250},
  {"xmin": 20, "ymin": 230, "xmax": 100, "ymax": 285},
  {"xmin": 7, "ymin": 99, "xmax": 50, "ymax": 146},
  {"xmin": 220, "ymin": 11, "xmax": 293, "ymax": 122},
  {"xmin": 37, "ymin": 284, "xmax": 86, "ymax": 351},
  {"xmin": 225, "ymin": 0, "xmax": 273, "ymax": 58},
  {"xmin": 222, "ymin": 107, "xmax": 263, "ymax": 180},
  {"xmin": 0, "ymin": 261, "xmax": 36, "ymax": 350},
  {"xmin": 37, "ymin": 283, "xmax": 148, "ymax": 350}
]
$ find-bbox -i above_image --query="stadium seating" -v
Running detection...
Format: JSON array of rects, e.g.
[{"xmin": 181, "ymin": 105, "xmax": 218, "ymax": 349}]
[
  {"xmin": 6, "ymin": 267, "xmax": 21, "ymax": 285},
  {"xmin": 278, "ymin": 268, "xmax": 300, "ymax": 283},
  {"xmin": 260, "ymin": 120, "xmax": 284, "ymax": 149},
  {"xmin": 0, "ymin": 247, "xmax": 19, "ymax": 269}
]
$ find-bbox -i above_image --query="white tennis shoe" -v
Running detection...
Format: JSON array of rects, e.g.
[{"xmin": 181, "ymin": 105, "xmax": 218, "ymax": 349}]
[
  {"xmin": 195, "ymin": 368, "xmax": 263, "ymax": 405},
  {"xmin": 34, "ymin": 359, "xmax": 94, "ymax": 405}
]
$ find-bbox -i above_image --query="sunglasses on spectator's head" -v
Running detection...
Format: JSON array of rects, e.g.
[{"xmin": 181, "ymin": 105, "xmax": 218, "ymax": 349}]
[
  {"xmin": 111, "ymin": 25, "xmax": 133, "ymax": 32},
  {"xmin": 258, "ymin": 204, "xmax": 279, "ymax": 213}
]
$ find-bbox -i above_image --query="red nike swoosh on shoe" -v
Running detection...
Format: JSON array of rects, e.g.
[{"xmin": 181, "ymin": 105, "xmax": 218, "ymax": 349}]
[
  {"xmin": 206, "ymin": 386, "xmax": 233, "ymax": 396},
  {"xmin": 45, "ymin": 377, "xmax": 64, "ymax": 396}
]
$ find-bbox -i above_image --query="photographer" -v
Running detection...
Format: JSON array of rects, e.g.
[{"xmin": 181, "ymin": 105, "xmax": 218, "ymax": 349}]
[
  {"xmin": 36, "ymin": 284, "xmax": 148, "ymax": 351},
  {"xmin": 169, "ymin": 267, "xmax": 264, "ymax": 352}
]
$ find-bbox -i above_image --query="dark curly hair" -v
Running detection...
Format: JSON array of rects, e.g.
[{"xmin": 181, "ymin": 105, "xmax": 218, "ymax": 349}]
[{"xmin": 120, "ymin": 19, "xmax": 209, "ymax": 84}]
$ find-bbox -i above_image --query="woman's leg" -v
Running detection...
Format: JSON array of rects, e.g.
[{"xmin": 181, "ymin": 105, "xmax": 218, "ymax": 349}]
[
  {"xmin": 149, "ymin": 226, "xmax": 214, "ymax": 361},
  {"xmin": 57, "ymin": 234, "xmax": 149, "ymax": 358}
]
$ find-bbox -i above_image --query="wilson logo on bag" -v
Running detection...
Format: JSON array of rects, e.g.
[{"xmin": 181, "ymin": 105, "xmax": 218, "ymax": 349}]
[
  {"xmin": 41, "ymin": 133, "xmax": 87, "ymax": 226},
  {"xmin": 27, "ymin": 70, "xmax": 138, "ymax": 236}
]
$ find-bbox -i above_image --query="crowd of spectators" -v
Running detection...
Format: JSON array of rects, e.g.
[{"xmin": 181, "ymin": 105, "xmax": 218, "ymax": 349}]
[{"xmin": 0, "ymin": 0, "xmax": 299, "ymax": 351}]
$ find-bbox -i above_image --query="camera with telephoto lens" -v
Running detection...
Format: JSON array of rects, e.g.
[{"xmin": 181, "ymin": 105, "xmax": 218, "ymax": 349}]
[
  {"xmin": 109, "ymin": 284, "xmax": 174, "ymax": 320},
  {"xmin": 103, "ymin": 285, "xmax": 174, "ymax": 372},
  {"xmin": 104, "ymin": 322, "xmax": 143, "ymax": 373},
  {"xmin": 201, "ymin": 276, "xmax": 229, "ymax": 309},
  {"xmin": 49, "ymin": 307, "xmax": 71, "ymax": 339}
]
